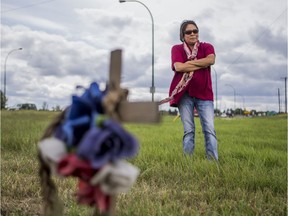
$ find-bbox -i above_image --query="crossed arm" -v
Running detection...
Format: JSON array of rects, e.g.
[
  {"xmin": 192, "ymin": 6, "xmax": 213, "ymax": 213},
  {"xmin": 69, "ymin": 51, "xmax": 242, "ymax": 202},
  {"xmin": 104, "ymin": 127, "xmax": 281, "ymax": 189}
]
[{"xmin": 174, "ymin": 54, "xmax": 215, "ymax": 73}]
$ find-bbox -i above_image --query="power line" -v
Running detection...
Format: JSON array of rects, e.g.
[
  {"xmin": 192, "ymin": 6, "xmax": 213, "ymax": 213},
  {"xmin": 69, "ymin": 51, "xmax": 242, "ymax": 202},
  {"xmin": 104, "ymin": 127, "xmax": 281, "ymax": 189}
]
[
  {"xmin": 225, "ymin": 8, "xmax": 287, "ymax": 72},
  {"xmin": 1, "ymin": 0, "xmax": 56, "ymax": 14}
]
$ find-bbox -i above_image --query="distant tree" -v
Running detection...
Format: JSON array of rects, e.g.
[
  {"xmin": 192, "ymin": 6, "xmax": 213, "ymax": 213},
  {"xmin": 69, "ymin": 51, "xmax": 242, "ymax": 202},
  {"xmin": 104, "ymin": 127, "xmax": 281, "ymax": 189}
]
[
  {"xmin": 251, "ymin": 110, "xmax": 257, "ymax": 116},
  {"xmin": 42, "ymin": 101, "xmax": 49, "ymax": 111},
  {"xmin": 235, "ymin": 108, "xmax": 243, "ymax": 115},
  {"xmin": 52, "ymin": 105, "xmax": 61, "ymax": 112},
  {"xmin": 214, "ymin": 108, "xmax": 221, "ymax": 116},
  {"xmin": 0, "ymin": 90, "xmax": 7, "ymax": 109},
  {"xmin": 226, "ymin": 108, "xmax": 234, "ymax": 117}
]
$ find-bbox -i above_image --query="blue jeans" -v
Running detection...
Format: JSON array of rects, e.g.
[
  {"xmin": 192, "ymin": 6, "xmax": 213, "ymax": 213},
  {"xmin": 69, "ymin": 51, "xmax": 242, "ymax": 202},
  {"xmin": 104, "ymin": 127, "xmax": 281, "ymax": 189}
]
[{"xmin": 178, "ymin": 93, "xmax": 218, "ymax": 160}]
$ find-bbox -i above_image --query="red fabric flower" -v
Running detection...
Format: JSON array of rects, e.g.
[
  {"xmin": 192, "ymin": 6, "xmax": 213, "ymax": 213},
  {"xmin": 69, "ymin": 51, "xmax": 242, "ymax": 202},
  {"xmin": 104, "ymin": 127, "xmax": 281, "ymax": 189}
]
[
  {"xmin": 57, "ymin": 154, "xmax": 110, "ymax": 211},
  {"xmin": 57, "ymin": 153, "xmax": 97, "ymax": 181},
  {"xmin": 77, "ymin": 180, "xmax": 110, "ymax": 211}
]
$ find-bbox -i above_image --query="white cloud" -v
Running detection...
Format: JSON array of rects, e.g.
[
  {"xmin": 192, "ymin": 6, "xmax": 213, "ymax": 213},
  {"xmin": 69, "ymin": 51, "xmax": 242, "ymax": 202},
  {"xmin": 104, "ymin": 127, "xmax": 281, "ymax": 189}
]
[{"xmin": 1, "ymin": 0, "xmax": 287, "ymax": 112}]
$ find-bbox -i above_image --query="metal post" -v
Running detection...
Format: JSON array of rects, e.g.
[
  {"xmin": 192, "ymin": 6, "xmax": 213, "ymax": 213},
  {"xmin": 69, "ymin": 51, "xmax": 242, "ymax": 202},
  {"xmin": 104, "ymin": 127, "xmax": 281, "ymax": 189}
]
[
  {"xmin": 225, "ymin": 84, "xmax": 236, "ymax": 111},
  {"xmin": 281, "ymin": 77, "xmax": 287, "ymax": 113},
  {"xmin": 278, "ymin": 88, "xmax": 281, "ymax": 113},
  {"xmin": 212, "ymin": 66, "xmax": 218, "ymax": 111}
]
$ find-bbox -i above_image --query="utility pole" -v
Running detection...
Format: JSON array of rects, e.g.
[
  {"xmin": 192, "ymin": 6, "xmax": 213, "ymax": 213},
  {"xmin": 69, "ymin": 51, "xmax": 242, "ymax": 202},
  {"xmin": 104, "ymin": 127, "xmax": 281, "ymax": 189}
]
[
  {"xmin": 225, "ymin": 84, "xmax": 236, "ymax": 111},
  {"xmin": 278, "ymin": 88, "xmax": 281, "ymax": 113},
  {"xmin": 212, "ymin": 67, "xmax": 218, "ymax": 112},
  {"xmin": 281, "ymin": 77, "xmax": 287, "ymax": 113}
]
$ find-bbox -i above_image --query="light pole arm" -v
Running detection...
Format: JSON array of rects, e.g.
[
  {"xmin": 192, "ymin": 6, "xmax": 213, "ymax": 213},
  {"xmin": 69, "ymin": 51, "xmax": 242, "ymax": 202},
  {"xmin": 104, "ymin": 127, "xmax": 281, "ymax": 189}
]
[
  {"xmin": 119, "ymin": 0, "xmax": 155, "ymax": 101},
  {"xmin": 120, "ymin": 0, "xmax": 154, "ymax": 24},
  {"xmin": 3, "ymin": 48, "xmax": 22, "ymax": 101}
]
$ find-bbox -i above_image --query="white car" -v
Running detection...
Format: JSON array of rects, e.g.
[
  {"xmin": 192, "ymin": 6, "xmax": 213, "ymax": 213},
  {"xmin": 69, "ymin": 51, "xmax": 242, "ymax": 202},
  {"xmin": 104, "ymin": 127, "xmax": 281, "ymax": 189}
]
[{"xmin": 220, "ymin": 113, "xmax": 227, "ymax": 118}]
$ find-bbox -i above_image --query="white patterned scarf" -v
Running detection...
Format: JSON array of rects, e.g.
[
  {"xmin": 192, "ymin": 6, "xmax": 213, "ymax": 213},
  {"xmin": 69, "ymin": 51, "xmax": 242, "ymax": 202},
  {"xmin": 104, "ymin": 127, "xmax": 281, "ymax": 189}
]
[{"xmin": 159, "ymin": 41, "xmax": 200, "ymax": 105}]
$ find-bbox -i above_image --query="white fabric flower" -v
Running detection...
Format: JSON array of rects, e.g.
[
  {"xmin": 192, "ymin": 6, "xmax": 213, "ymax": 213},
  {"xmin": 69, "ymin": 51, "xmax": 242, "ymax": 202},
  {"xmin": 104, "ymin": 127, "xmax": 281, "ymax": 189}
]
[
  {"xmin": 90, "ymin": 160, "xmax": 140, "ymax": 195},
  {"xmin": 38, "ymin": 137, "xmax": 67, "ymax": 175}
]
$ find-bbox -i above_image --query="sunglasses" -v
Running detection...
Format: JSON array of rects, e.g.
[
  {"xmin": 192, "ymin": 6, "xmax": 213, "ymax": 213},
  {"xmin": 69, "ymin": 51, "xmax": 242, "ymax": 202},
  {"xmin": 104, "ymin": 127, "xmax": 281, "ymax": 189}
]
[{"xmin": 184, "ymin": 29, "xmax": 199, "ymax": 35}]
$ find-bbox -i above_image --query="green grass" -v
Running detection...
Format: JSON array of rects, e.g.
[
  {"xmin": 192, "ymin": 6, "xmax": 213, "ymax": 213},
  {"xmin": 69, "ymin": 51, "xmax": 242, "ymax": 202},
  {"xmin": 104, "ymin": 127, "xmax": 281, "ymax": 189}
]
[{"xmin": 1, "ymin": 111, "xmax": 287, "ymax": 215}]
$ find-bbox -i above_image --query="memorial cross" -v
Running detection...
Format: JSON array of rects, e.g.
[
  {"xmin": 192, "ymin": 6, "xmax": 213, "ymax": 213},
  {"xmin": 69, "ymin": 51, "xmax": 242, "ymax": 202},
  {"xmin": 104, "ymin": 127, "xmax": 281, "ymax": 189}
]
[
  {"xmin": 98, "ymin": 49, "xmax": 160, "ymax": 216},
  {"xmin": 38, "ymin": 49, "xmax": 160, "ymax": 216}
]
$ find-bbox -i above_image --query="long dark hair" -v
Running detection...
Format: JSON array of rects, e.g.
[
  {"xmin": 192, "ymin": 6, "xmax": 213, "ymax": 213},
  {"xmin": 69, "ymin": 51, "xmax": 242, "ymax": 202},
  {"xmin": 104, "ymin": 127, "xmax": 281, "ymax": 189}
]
[{"xmin": 179, "ymin": 20, "xmax": 199, "ymax": 42}]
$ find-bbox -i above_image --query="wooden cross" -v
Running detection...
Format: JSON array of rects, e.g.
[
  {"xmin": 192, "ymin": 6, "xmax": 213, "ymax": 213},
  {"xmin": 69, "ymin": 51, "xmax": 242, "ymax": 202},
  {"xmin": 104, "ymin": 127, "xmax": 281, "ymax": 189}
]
[
  {"xmin": 101, "ymin": 49, "xmax": 160, "ymax": 215},
  {"xmin": 103, "ymin": 49, "xmax": 160, "ymax": 124}
]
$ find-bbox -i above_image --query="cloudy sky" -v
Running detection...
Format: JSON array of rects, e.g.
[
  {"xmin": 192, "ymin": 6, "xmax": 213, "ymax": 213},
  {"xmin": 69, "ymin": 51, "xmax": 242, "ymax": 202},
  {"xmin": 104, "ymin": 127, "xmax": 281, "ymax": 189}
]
[{"xmin": 1, "ymin": 0, "xmax": 287, "ymax": 112}]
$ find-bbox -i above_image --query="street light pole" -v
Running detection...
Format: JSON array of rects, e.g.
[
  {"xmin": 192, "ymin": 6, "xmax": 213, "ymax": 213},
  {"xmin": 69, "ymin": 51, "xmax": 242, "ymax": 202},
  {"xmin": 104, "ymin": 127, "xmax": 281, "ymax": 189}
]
[
  {"xmin": 241, "ymin": 96, "xmax": 245, "ymax": 110},
  {"xmin": 119, "ymin": 0, "xmax": 155, "ymax": 101},
  {"xmin": 212, "ymin": 66, "xmax": 218, "ymax": 111},
  {"xmin": 237, "ymin": 94, "xmax": 245, "ymax": 111},
  {"xmin": 3, "ymin": 48, "xmax": 23, "ymax": 102},
  {"xmin": 225, "ymin": 84, "xmax": 236, "ymax": 110},
  {"xmin": 281, "ymin": 77, "xmax": 287, "ymax": 113}
]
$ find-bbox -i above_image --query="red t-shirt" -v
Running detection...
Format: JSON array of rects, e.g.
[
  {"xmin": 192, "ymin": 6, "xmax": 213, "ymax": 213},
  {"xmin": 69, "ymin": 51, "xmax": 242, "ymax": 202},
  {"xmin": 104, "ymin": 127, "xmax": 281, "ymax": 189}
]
[{"xmin": 169, "ymin": 42, "xmax": 215, "ymax": 107}]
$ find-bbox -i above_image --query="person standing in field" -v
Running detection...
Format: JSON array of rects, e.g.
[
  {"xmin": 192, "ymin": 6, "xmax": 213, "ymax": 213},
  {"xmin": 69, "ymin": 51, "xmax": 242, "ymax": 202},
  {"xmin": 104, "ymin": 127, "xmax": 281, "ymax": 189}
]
[{"xmin": 164, "ymin": 20, "xmax": 218, "ymax": 160}]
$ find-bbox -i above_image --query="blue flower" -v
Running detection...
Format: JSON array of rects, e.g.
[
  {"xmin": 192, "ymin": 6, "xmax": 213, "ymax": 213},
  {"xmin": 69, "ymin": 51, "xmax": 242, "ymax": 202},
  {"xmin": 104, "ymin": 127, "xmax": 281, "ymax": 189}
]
[
  {"xmin": 55, "ymin": 82, "xmax": 106, "ymax": 147},
  {"xmin": 76, "ymin": 119, "xmax": 139, "ymax": 169}
]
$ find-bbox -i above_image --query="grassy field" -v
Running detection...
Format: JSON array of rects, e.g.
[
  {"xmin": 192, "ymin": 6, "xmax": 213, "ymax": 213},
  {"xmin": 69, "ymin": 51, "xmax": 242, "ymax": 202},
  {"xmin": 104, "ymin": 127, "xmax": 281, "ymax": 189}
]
[{"xmin": 1, "ymin": 110, "xmax": 287, "ymax": 215}]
